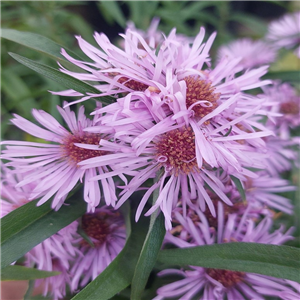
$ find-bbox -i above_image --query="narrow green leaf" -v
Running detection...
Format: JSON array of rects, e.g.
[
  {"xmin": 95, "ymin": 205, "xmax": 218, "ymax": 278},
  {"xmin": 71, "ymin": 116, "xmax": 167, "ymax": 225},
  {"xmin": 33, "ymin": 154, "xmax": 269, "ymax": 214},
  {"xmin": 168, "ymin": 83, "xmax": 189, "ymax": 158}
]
[
  {"xmin": 1, "ymin": 28, "xmax": 82, "ymax": 61},
  {"xmin": 1, "ymin": 195, "xmax": 86, "ymax": 269},
  {"xmin": 71, "ymin": 216, "xmax": 149, "ymax": 300},
  {"xmin": 131, "ymin": 212, "xmax": 166, "ymax": 300},
  {"xmin": 157, "ymin": 243, "xmax": 300, "ymax": 282},
  {"xmin": 8, "ymin": 52, "xmax": 114, "ymax": 105},
  {"xmin": 230, "ymin": 175, "xmax": 246, "ymax": 201},
  {"xmin": 264, "ymin": 71, "xmax": 300, "ymax": 82},
  {"xmin": 1, "ymin": 265, "xmax": 60, "ymax": 281}
]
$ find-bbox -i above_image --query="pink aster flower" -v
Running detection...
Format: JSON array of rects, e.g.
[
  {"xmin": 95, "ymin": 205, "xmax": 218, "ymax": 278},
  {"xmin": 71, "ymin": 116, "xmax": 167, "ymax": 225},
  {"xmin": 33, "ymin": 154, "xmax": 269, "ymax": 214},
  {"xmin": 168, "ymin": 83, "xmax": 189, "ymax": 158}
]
[
  {"xmin": 25, "ymin": 222, "xmax": 79, "ymax": 300},
  {"xmin": 54, "ymin": 24, "xmax": 274, "ymax": 229},
  {"xmin": 0, "ymin": 166, "xmax": 33, "ymax": 217},
  {"xmin": 243, "ymin": 171, "xmax": 295, "ymax": 215},
  {"xmin": 1, "ymin": 103, "xmax": 121, "ymax": 212},
  {"xmin": 266, "ymin": 11, "xmax": 300, "ymax": 53},
  {"xmin": 263, "ymin": 82, "xmax": 300, "ymax": 139},
  {"xmin": 70, "ymin": 206, "xmax": 126, "ymax": 290},
  {"xmin": 78, "ymin": 101, "xmax": 233, "ymax": 230},
  {"xmin": 0, "ymin": 167, "xmax": 78, "ymax": 300},
  {"xmin": 217, "ymin": 38, "xmax": 277, "ymax": 70},
  {"xmin": 54, "ymin": 24, "xmax": 274, "ymax": 176},
  {"xmin": 155, "ymin": 203, "xmax": 297, "ymax": 300},
  {"xmin": 51, "ymin": 26, "xmax": 213, "ymax": 106},
  {"xmin": 263, "ymin": 135, "xmax": 300, "ymax": 176}
]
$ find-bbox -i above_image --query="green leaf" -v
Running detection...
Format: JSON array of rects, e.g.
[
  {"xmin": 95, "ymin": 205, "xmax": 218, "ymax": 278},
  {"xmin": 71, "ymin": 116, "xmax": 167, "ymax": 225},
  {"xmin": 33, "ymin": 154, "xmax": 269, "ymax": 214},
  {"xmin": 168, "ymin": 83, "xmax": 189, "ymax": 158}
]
[
  {"xmin": 131, "ymin": 212, "xmax": 166, "ymax": 300},
  {"xmin": 157, "ymin": 243, "xmax": 300, "ymax": 282},
  {"xmin": 1, "ymin": 265, "xmax": 60, "ymax": 281},
  {"xmin": 230, "ymin": 175, "xmax": 246, "ymax": 201},
  {"xmin": 1, "ymin": 28, "xmax": 83, "ymax": 70},
  {"xmin": 71, "ymin": 216, "xmax": 150, "ymax": 300},
  {"xmin": 1, "ymin": 195, "xmax": 86, "ymax": 269},
  {"xmin": 264, "ymin": 71, "xmax": 300, "ymax": 82},
  {"xmin": 8, "ymin": 52, "xmax": 114, "ymax": 105}
]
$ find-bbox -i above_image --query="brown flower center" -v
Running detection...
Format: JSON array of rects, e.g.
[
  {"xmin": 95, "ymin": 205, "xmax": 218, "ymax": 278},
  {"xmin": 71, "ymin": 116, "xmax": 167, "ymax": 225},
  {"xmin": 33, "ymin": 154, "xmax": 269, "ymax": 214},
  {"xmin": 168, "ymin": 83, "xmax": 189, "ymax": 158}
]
[
  {"xmin": 155, "ymin": 126, "xmax": 198, "ymax": 176},
  {"xmin": 118, "ymin": 77, "xmax": 149, "ymax": 92},
  {"xmin": 184, "ymin": 76, "xmax": 220, "ymax": 121},
  {"xmin": 206, "ymin": 268, "xmax": 244, "ymax": 288},
  {"xmin": 280, "ymin": 100, "xmax": 299, "ymax": 115},
  {"xmin": 81, "ymin": 212, "xmax": 113, "ymax": 247},
  {"xmin": 61, "ymin": 133, "xmax": 106, "ymax": 165}
]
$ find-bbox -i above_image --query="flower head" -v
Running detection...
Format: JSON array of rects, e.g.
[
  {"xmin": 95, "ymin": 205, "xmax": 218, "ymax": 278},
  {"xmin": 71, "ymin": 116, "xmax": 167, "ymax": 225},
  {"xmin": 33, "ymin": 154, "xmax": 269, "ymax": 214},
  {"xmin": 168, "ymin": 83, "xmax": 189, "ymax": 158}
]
[
  {"xmin": 217, "ymin": 38, "xmax": 277, "ymax": 70},
  {"xmin": 1, "ymin": 103, "xmax": 122, "ymax": 211},
  {"xmin": 266, "ymin": 11, "xmax": 300, "ymax": 52},
  {"xmin": 70, "ymin": 206, "xmax": 126, "ymax": 290},
  {"xmin": 25, "ymin": 222, "xmax": 79, "ymax": 300},
  {"xmin": 156, "ymin": 203, "xmax": 297, "ymax": 300}
]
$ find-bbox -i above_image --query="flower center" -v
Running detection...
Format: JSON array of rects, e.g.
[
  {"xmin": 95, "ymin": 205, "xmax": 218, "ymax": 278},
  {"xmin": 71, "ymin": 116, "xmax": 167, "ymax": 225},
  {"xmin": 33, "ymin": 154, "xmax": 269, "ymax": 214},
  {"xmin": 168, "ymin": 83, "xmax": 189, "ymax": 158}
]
[
  {"xmin": 184, "ymin": 76, "xmax": 220, "ymax": 120},
  {"xmin": 155, "ymin": 126, "xmax": 198, "ymax": 175},
  {"xmin": 206, "ymin": 268, "xmax": 244, "ymax": 288},
  {"xmin": 81, "ymin": 212, "xmax": 112, "ymax": 247},
  {"xmin": 204, "ymin": 200, "xmax": 246, "ymax": 229},
  {"xmin": 280, "ymin": 100, "xmax": 299, "ymax": 115},
  {"xmin": 61, "ymin": 133, "xmax": 106, "ymax": 164},
  {"xmin": 118, "ymin": 77, "xmax": 149, "ymax": 92}
]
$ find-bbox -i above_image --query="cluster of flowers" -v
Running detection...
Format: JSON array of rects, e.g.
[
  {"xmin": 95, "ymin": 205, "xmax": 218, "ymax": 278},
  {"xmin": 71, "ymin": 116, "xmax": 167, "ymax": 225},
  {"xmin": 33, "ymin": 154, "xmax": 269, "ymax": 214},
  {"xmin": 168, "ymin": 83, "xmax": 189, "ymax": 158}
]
[{"xmin": 1, "ymin": 12, "xmax": 300, "ymax": 299}]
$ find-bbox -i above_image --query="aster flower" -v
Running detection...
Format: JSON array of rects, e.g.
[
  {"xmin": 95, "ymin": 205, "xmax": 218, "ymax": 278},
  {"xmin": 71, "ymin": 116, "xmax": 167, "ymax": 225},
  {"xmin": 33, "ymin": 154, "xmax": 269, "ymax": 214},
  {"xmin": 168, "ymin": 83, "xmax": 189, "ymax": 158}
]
[
  {"xmin": 263, "ymin": 135, "xmax": 300, "ymax": 176},
  {"xmin": 155, "ymin": 203, "xmax": 298, "ymax": 300},
  {"xmin": 78, "ymin": 101, "xmax": 233, "ymax": 230},
  {"xmin": 70, "ymin": 206, "xmax": 126, "ymax": 290},
  {"xmin": 0, "ymin": 166, "xmax": 78, "ymax": 300},
  {"xmin": 243, "ymin": 172, "xmax": 295, "ymax": 215},
  {"xmin": 54, "ymin": 23, "xmax": 274, "ymax": 173},
  {"xmin": 51, "ymin": 26, "xmax": 214, "ymax": 105},
  {"xmin": 217, "ymin": 38, "xmax": 277, "ymax": 70},
  {"xmin": 0, "ymin": 165, "xmax": 33, "ymax": 217},
  {"xmin": 1, "ymin": 103, "xmax": 124, "ymax": 212},
  {"xmin": 52, "ymin": 24, "xmax": 272, "ymax": 229},
  {"xmin": 263, "ymin": 82, "xmax": 300, "ymax": 139},
  {"xmin": 266, "ymin": 11, "xmax": 300, "ymax": 52},
  {"xmin": 25, "ymin": 222, "xmax": 79, "ymax": 300}
]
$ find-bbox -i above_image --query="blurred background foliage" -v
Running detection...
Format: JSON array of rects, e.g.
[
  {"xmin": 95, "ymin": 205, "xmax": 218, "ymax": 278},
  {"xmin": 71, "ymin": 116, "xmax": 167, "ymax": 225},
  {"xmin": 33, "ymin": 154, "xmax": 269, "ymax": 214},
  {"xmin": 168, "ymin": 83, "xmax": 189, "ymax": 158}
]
[{"xmin": 1, "ymin": 0, "xmax": 299, "ymax": 249}]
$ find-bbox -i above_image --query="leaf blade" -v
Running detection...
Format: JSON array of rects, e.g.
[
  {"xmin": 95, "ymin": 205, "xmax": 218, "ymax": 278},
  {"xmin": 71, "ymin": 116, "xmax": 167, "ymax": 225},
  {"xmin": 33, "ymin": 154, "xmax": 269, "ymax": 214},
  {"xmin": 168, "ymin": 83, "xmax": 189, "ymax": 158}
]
[
  {"xmin": 131, "ymin": 212, "xmax": 166, "ymax": 300},
  {"xmin": 8, "ymin": 52, "xmax": 114, "ymax": 105},
  {"xmin": 1, "ymin": 265, "xmax": 60, "ymax": 281},
  {"xmin": 1, "ymin": 195, "xmax": 86, "ymax": 269},
  {"xmin": 157, "ymin": 243, "xmax": 300, "ymax": 282},
  {"xmin": 1, "ymin": 28, "xmax": 83, "ymax": 69}
]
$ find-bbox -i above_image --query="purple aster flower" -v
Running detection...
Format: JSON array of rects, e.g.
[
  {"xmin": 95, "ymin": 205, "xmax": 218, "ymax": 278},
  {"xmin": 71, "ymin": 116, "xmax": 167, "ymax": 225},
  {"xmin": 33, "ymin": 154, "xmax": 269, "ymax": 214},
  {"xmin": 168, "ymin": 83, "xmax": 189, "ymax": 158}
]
[
  {"xmin": 79, "ymin": 102, "xmax": 233, "ymax": 230},
  {"xmin": 243, "ymin": 172, "xmax": 295, "ymax": 215},
  {"xmin": 0, "ymin": 166, "xmax": 33, "ymax": 217},
  {"xmin": 51, "ymin": 26, "xmax": 213, "ymax": 105},
  {"xmin": 217, "ymin": 38, "xmax": 277, "ymax": 70},
  {"xmin": 25, "ymin": 222, "xmax": 79, "ymax": 300},
  {"xmin": 1, "ymin": 103, "xmax": 122, "ymax": 211},
  {"xmin": 70, "ymin": 206, "xmax": 126, "ymax": 290},
  {"xmin": 0, "ymin": 167, "xmax": 78, "ymax": 300},
  {"xmin": 155, "ymin": 203, "xmax": 297, "ymax": 300},
  {"xmin": 263, "ymin": 135, "xmax": 300, "ymax": 176},
  {"xmin": 54, "ymin": 24, "xmax": 274, "ymax": 176},
  {"xmin": 263, "ymin": 82, "xmax": 300, "ymax": 139},
  {"xmin": 266, "ymin": 11, "xmax": 300, "ymax": 53},
  {"xmin": 53, "ymin": 24, "xmax": 274, "ymax": 229}
]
